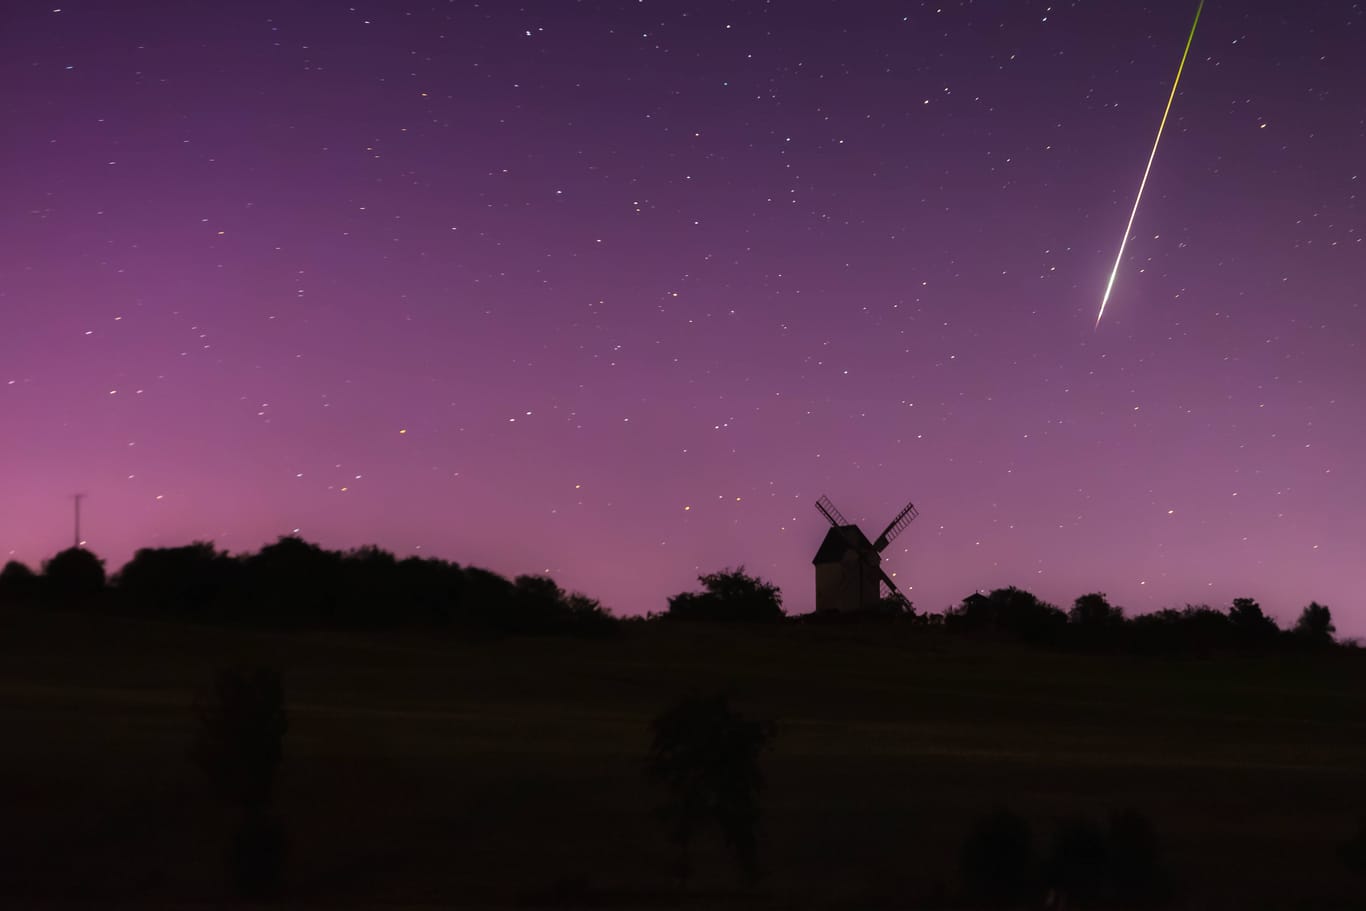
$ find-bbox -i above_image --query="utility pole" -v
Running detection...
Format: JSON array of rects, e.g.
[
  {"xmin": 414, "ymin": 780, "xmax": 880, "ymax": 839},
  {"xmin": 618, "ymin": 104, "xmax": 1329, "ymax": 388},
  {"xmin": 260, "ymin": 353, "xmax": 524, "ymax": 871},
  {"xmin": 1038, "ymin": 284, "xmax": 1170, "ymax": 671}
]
[{"xmin": 73, "ymin": 493, "xmax": 86, "ymax": 549}]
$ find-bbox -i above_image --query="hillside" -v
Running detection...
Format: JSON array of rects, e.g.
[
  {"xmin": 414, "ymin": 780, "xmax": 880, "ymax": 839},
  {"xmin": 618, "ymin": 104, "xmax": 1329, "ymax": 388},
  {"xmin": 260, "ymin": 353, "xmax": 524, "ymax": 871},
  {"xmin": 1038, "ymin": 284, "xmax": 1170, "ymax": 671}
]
[{"xmin": 2, "ymin": 606, "xmax": 1364, "ymax": 907}]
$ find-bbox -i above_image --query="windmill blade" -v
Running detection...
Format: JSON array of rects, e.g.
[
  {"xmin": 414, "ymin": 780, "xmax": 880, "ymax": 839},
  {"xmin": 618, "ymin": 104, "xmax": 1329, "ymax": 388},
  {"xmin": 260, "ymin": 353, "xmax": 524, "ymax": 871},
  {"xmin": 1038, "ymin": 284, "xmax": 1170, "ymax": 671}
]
[
  {"xmin": 877, "ymin": 569, "xmax": 913, "ymax": 611},
  {"xmin": 872, "ymin": 499, "xmax": 919, "ymax": 552},
  {"xmin": 815, "ymin": 494, "xmax": 850, "ymax": 529},
  {"xmin": 873, "ymin": 563, "xmax": 912, "ymax": 609},
  {"xmin": 844, "ymin": 542, "xmax": 910, "ymax": 607}
]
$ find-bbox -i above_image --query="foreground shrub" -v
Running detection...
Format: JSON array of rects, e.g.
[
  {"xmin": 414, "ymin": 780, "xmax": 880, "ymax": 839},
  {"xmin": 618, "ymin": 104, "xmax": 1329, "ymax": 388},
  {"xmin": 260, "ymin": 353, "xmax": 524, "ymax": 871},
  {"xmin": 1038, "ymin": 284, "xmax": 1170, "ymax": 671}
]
[
  {"xmin": 191, "ymin": 667, "xmax": 288, "ymax": 809},
  {"xmin": 191, "ymin": 666, "xmax": 289, "ymax": 897},
  {"xmin": 1046, "ymin": 817, "xmax": 1110, "ymax": 905},
  {"xmin": 1106, "ymin": 809, "xmax": 1170, "ymax": 904},
  {"xmin": 231, "ymin": 810, "xmax": 288, "ymax": 897},
  {"xmin": 961, "ymin": 806, "xmax": 1036, "ymax": 906},
  {"xmin": 963, "ymin": 807, "xmax": 1170, "ymax": 907},
  {"xmin": 1341, "ymin": 817, "xmax": 1366, "ymax": 879},
  {"xmin": 645, "ymin": 693, "xmax": 775, "ymax": 885}
]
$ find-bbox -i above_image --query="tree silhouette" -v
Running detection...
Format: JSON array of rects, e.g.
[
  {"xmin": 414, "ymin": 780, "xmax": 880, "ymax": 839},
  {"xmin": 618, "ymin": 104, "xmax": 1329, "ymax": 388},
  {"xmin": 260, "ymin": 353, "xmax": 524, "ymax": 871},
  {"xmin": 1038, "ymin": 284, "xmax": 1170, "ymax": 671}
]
[
  {"xmin": 948, "ymin": 587, "xmax": 1066, "ymax": 643},
  {"xmin": 191, "ymin": 666, "xmax": 287, "ymax": 809},
  {"xmin": 1293, "ymin": 602, "xmax": 1335, "ymax": 645},
  {"xmin": 1069, "ymin": 592, "xmax": 1123, "ymax": 627},
  {"xmin": 645, "ymin": 693, "xmax": 775, "ymax": 886},
  {"xmin": 966, "ymin": 807, "xmax": 1169, "ymax": 908},
  {"xmin": 191, "ymin": 666, "xmax": 289, "ymax": 897},
  {"xmin": 116, "ymin": 541, "xmax": 235, "ymax": 615},
  {"xmin": 665, "ymin": 568, "xmax": 784, "ymax": 622},
  {"xmin": 960, "ymin": 805, "xmax": 1036, "ymax": 907},
  {"xmin": 1340, "ymin": 817, "xmax": 1366, "ymax": 879},
  {"xmin": 1106, "ymin": 808, "xmax": 1170, "ymax": 905},
  {"xmin": 41, "ymin": 547, "xmax": 105, "ymax": 603},
  {"xmin": 1228, "ymin": 597, "xmax": 1279, "ymax": 644},
  {"xmin": 74, "ymin": 535, "xmax": 619, "ymax": 633},
  {"xmin": 0, "ymin": 560, "xmax": 39, "ymax": 604},
  {"xmin": 243, "ymin": 535, "xmax": 342, "ymax": 623},
  {"xmin": 1045, "ymin": 817, "xmax": 1109, "ymax": 906}
]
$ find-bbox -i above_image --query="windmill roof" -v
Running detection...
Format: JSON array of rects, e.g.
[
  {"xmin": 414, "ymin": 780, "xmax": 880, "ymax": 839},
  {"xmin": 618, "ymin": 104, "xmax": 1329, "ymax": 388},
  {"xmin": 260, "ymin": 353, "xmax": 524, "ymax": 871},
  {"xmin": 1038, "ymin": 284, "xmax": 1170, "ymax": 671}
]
[{"xmin": 812, "ymin": 525, "xmax": 875, "ymax": 564}]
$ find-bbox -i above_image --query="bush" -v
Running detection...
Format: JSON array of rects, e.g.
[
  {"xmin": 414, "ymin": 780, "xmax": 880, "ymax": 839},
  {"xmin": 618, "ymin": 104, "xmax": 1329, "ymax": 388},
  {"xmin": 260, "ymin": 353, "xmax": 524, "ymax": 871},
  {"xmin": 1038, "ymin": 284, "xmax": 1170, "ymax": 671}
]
[
  {"xmin": 646, "ymin": 693, "xmax": 775, "ymax": 885},
  {"xmin": 1228, "ymin": 597, "xmax": 1279, "ymax": 644},
  {"xmin": 41, "ymin": 547, "xmax": 106, "ymax": 603},
  {"xmin": 964, "ymin": 807, "xmax": 1169, "ymax": 907},
  {"xmin": 665, "ymin": 568, "xmax": 784, "ymax": 622},
  {"xmin": 115, "ymin": 542, "xmax": 235, "ymax": 615},
  {"xmin": 230, "ymin": 810, "xmax": 288, "ymax": 898},
  {"xmin": 948, "ymin": 588, "xmax": 1066, "ymax": 643},
  {"xmin": 191, "ymin": 666, "xmax": 288, "ymax": 810},
  {"xmin": 1107, "ymin": 809, "xmax": 1169, "ymax": 905},
  {"xmin": 1069, "ymin": 592, "xmax": 1123, "ymax": 627},
  {"xmin": 1293, "ymin": 602, "xmax": 1335, "ymax": 646},
  {"xmin": 1046, "ymin": 817, "xmax": 1110, "ymax": 905},
  {"xmin": 1341, "ymin": 817, "xmax": 1366, "ymax": 879},
  {"xmin": 192, "ymin": 666, "xmax": 290, "ymax": 898},
  {"xmin": 0, "ymin": 560, "xmax": 39, "ymax": 604},
  {"xmin": 961, "ymin": 806, "xmax": 1036, "ymax": 906}
]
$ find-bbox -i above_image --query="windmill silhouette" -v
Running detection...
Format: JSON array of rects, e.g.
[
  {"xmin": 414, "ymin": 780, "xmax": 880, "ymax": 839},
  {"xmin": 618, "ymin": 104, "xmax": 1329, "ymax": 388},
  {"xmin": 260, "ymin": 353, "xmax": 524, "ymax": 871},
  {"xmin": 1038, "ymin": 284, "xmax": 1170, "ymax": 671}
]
[{"xmin": 812, "ymin": 494, "xmax": 917, "ymax": 613}]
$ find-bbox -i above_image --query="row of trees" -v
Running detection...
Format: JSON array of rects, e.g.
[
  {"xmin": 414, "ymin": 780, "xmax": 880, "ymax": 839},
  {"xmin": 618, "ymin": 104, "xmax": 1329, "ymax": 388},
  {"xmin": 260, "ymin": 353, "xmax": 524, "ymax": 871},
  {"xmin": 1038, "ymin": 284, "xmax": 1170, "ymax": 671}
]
[
  {"xmin": 943, "ymin": 587, "xmax": 1338, "ymax": 653},
  {"xmin": 0, "ymin": 538, "xmax": 612, "ymax": 635},
  {"xmin": 0, "ymin": 543, "xmax": 1346, "ymax": 651},
  {"xmin": 660, "ymin": 570, "xmax": 1343, "ymax": 653}
]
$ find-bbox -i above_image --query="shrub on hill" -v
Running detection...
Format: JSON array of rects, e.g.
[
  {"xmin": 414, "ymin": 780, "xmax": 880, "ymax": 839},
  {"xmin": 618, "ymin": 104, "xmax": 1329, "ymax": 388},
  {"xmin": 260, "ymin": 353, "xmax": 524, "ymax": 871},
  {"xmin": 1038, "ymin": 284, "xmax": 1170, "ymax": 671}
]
[
  {"xmin": 665, "ymin": 568, "xmax": 784, "ymax": 622},
  {"xmin": 0, "ymin": 560, "xmax": 40, "ymax": 604},
  {"xmin": 1228, "ymin": 597, "xmax": 1279, "ymax": 644},
  {"xmin": 1069, "ymin": 591, "xmax": 1124, "ymax": 628},
  {"xmin": 1293, "ymin": 601, "xmax": 1336, "ymax": 646},
  {"xmin": 41, "ymin": 547, "xmax": 106, "ymax": 604},
  {"xmin": 946, "ymin": 587, "xmax": 1066, "ymax": 643},
  {"xmin": 115, "ymin": 542, "xmax": 237, "ymax": 616}
]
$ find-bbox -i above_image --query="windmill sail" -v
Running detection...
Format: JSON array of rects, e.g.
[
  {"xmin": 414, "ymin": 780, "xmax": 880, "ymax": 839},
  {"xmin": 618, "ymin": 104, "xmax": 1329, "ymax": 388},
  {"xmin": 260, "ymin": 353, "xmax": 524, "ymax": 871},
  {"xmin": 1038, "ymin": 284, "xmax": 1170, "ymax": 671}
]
[
  {"xmin": 815, "ymin": 494, "xmax": 849, "ymax": 529},
  {"xmin": 873, "ymin": 500, "xmax": 918, "ymax": 552}
]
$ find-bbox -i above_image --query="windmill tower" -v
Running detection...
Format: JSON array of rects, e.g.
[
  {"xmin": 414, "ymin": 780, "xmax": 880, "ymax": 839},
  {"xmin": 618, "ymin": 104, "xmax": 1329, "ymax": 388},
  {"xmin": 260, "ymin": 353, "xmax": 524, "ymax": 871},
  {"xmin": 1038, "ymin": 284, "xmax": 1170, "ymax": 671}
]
[{"xmin": 812, "ymin": 494, "xmax": 917, "ymax": 613}]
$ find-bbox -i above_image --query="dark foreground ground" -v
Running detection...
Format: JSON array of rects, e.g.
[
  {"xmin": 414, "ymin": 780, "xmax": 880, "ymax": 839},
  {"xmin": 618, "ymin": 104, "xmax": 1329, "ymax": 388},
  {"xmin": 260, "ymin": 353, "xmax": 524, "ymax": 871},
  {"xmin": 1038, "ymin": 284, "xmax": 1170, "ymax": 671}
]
[{"xmin": 2, "ymin": 606, "xmax": 1365, "ymax": 909}]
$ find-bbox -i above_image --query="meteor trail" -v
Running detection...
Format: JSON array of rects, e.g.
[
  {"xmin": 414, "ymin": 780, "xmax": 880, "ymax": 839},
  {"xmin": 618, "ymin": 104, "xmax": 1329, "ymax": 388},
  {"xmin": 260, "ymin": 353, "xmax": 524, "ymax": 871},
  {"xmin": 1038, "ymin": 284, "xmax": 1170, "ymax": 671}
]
[{"xmin": 1095, "ymin": 0, "xmax": 1204, "ymax": 329}]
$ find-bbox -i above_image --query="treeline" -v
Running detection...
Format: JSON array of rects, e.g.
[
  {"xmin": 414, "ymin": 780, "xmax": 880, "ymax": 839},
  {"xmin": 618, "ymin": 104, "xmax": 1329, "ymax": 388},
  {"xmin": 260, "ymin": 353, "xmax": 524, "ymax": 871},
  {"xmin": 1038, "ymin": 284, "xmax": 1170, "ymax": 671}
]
[
  {"xmin": 661, "ymin": 571, "xmax": 1345, "ymax": 655},
  {"xmin": 0, "ymin": 541, "xmax": 1349, "ymax": 652},
  {"xmin": 0, "ymin": 538, "xmax": 612, "ymax": 635},
  {"xmin": 938, "ymin": 586, "xmax": 1340, "ymax": 654}
]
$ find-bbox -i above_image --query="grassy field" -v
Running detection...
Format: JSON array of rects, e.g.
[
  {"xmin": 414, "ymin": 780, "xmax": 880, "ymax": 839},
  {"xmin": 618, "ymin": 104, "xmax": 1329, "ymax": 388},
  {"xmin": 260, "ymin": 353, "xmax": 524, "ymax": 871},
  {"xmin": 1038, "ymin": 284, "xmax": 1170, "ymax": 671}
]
[{"xmin": 2, "ymin": 606, "xmax": 1365, "ymax": 908}]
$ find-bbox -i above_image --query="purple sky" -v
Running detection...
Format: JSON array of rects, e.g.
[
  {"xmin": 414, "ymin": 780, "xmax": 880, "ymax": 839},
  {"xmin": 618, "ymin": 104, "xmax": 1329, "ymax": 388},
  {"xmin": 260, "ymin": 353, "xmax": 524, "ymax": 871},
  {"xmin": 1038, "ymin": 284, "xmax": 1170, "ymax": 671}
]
[{"xmin": 3, "ymin": 1, "xmax": 1363, "ymax": 632}]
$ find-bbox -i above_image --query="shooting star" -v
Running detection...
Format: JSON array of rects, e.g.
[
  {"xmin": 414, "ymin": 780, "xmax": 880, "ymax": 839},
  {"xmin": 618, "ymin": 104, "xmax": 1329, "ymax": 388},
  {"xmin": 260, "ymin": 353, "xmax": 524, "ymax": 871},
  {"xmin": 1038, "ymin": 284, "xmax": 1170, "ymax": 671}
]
[{"xmin": 1095, "ymin": 0, "xmax": 1204, "ymax": 329}]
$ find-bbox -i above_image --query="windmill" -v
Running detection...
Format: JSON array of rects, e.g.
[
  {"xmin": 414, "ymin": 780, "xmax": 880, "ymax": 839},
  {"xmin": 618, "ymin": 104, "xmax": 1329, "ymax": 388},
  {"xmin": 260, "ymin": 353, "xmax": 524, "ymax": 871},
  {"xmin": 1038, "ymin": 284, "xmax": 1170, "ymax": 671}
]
[{"xmin": 811, "ymin": 494, "xmax": 918, "ymax": 613}]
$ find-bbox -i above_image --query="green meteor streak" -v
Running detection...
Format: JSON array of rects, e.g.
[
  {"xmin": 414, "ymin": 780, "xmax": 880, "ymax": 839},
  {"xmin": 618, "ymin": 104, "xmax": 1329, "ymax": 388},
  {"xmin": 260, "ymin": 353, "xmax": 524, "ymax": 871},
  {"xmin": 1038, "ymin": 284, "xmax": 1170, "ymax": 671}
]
[{"xmin": 1095, "ymin": 0, "xmax": 1204, "ymax": 329}]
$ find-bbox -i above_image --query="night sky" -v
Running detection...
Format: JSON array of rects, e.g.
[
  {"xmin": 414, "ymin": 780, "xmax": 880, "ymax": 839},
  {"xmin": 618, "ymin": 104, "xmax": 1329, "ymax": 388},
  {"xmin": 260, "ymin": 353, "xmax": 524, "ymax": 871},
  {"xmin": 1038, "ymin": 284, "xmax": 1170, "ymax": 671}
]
[{"xmin": 3, "ymin": 2, "xmax": 1363, "ymax": 631}]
